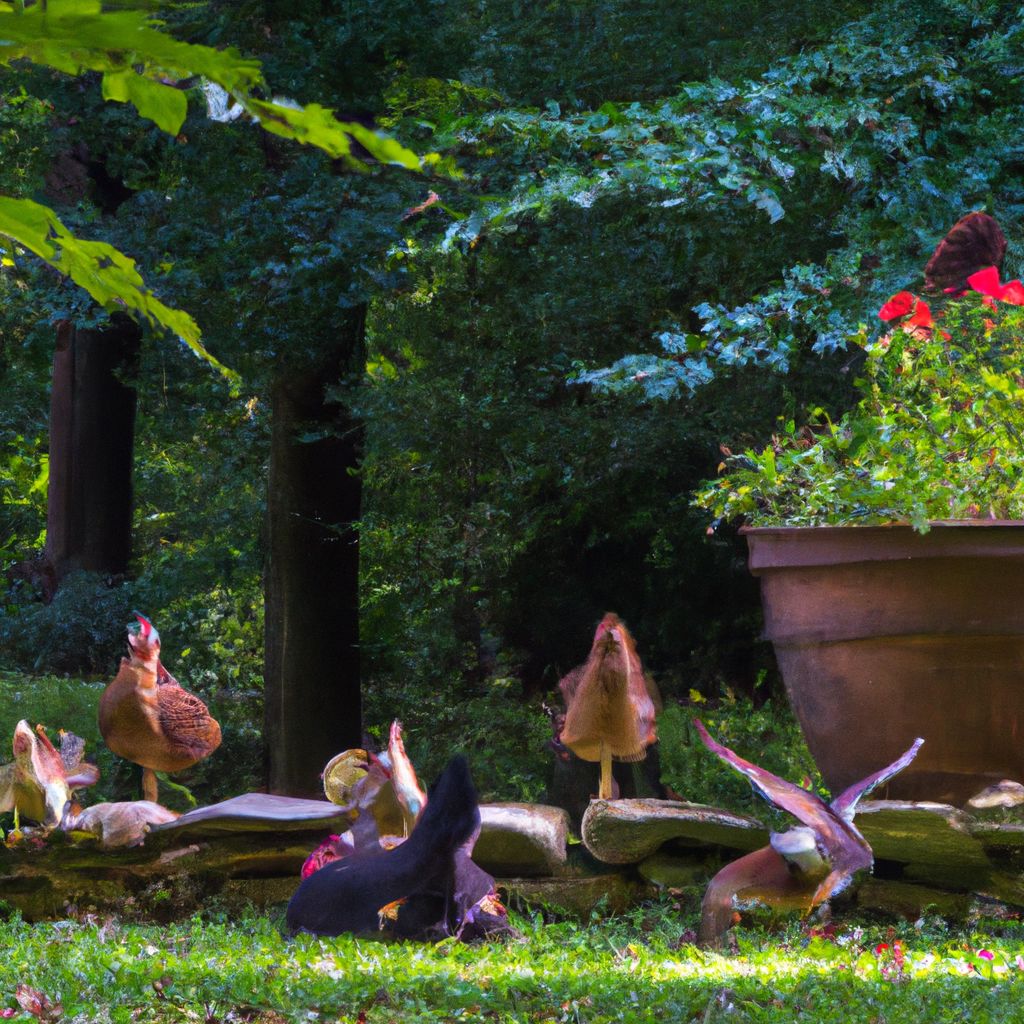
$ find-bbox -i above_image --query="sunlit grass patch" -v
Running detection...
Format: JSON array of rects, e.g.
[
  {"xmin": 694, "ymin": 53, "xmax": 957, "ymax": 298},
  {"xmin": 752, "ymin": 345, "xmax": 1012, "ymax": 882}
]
[{"xmin": 2, "ymin": 902, "xmax": 1024, "ymax": 1022}]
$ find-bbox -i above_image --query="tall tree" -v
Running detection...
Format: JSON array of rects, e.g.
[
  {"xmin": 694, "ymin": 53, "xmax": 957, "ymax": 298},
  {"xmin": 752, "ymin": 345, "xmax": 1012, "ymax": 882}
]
[
  {"xmin": 264, "ymin": 309, "xmax": 366, "ymax": 793},
  {"xmin": 42, "ymin": 315, "xmax": 141, "ymax": 591},
  {"xmin": 1, "ymin": 1, "xmax": 433, "ymax": 793}
]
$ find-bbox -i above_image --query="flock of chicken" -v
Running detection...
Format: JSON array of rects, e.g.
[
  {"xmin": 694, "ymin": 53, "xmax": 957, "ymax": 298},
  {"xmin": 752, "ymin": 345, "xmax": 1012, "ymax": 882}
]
[{"xmin": 0, "ymin": 609, "xmax": 922, "ymax": 945}]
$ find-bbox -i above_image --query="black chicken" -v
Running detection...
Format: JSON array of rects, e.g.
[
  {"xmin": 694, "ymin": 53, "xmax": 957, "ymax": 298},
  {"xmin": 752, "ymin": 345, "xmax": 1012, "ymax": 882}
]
[{"xmin": 286, "ymin": 755, "xmax": 487, "ymax": 938}]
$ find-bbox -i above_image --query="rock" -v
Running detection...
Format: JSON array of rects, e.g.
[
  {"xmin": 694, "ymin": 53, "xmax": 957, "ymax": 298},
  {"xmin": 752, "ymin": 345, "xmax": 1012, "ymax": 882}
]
[
  {"xmin": 856, "ymin": 800, "xmax": 989, "ymax": 869},
  {"xmin": 148, "ymin": 792, "xmax": 353, "ymax": 840},
  {"xmin": 475, "ymin": 803, "xmax": 570, "ymax": 877},
  {"xmin": 856, "ymin": 877, "xmax": 973, "ymax": 921},
  {"xmin": 968, "ymin": 780, "xmax": 1024, "ymax": 810},
  {"xmin": 548, "ymin": 746, "xmax": 666, "ymax": 829},
  {"xmin": 0, "ymin": 793, "xmax": 353, "ymax": 921},
  {"xmin": 970, "ymin": 821, "xmax": 1024, "ymax": 850},
  {"xmin": 15, "ymin": 792, "xmax": 1024, "ymax": 925},
  {"xmin": 498, "ymin": 873, "xmax": 645, "ymax": 917},
  {"xmin": 581, "ymin": 799, "xmax": 766, "ymax": 865},
  {"xmin": 638, "ymin": 851, "xmax": 718, "ymax": 890}
]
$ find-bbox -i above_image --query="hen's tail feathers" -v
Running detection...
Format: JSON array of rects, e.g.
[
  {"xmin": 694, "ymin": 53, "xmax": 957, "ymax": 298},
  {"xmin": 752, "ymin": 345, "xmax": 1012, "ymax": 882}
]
[{"xmin": 404, "ymin": 754, "xmax": 480, "ymax": 861}]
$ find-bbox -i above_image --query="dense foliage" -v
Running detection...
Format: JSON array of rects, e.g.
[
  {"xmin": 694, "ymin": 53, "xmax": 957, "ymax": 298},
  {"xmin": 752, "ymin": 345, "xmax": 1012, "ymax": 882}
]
[
  {"xmin": 2, "ymin": 0, "xmax": 1024, "ymax": 800},
  {"xmin": 0, "ymin": 0, "xmax": 432, "ymax": 375}
]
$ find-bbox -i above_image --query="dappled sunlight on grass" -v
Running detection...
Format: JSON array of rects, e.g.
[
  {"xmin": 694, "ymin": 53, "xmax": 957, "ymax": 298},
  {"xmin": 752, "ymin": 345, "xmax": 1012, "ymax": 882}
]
[{"xmin": 2, "ymin": 907, "xmax": 1024, "ymax": 1022}]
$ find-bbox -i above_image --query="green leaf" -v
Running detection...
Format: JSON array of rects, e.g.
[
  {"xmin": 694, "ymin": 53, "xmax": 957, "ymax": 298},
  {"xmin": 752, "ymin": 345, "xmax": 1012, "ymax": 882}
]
[
  {"xmin": 0, "ymin": 195, "xmax": 56, "ymax": 258},
  {"xmin": 246, "ymin": 100, "xmax": 425, "ymax": 170},
  {"xmin": 101, "ymin": 69, "xmax": 187, "ymax": 134},
  {"xmin": 0, "ymin": 197, "xmax": 239, "ymax": 389}
]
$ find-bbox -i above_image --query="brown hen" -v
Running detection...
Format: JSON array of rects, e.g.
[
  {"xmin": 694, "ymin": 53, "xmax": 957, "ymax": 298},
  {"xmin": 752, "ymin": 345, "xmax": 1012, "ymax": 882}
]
[
  {"xmin": 559, "ymin": 613, "xmax": 658, "ymax": 800},
  {"xmin": 98, "ymin": 612, "xmax": 221, "ymax": 803}
]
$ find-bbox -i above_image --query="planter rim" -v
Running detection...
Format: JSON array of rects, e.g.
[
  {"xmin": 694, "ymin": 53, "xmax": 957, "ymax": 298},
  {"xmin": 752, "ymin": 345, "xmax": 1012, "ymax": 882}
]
[
  {"xmin": 741, "ymin": 520, "xmax": 1024, "ymax": 572},
  {"xmin": 740, "ymin": 520, "xmax": 1024, "ymax": 535}
]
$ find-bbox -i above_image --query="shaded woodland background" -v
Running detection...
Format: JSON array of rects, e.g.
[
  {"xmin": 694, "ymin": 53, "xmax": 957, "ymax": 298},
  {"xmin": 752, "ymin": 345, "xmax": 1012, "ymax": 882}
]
[{"xmin": 1, "ymin": 0, "xmax": 1023, "ymax": 802}]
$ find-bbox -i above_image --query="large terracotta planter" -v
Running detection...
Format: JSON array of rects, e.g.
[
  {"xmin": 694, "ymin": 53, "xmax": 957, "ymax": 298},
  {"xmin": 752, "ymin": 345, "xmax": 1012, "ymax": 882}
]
[{"xmin": 744, "ymin": 522, "xmax": 1024, "ymax": 805}]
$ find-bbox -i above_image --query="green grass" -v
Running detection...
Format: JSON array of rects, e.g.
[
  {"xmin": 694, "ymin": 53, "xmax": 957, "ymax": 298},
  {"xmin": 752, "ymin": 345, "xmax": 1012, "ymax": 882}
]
[
  {"xmin": 1, "ymin": 902, "xmax": 1024, "ymax": 1022},
  {"xmin": 0, "ymin": 669, "xmax": 107, "ymax": 749}
]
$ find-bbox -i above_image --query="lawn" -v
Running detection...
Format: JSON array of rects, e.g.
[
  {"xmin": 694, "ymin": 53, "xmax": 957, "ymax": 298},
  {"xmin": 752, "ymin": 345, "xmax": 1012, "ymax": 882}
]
[{"xmin": 2, "ymin": 901, "xmax": 1024, "ymax": 1023}]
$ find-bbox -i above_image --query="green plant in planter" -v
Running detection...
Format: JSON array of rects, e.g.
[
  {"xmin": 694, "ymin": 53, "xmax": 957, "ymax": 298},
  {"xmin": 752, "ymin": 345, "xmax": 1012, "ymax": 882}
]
[{"xmin": 694, "ymin": 278, "xmax": 1024, "ymax": 532}]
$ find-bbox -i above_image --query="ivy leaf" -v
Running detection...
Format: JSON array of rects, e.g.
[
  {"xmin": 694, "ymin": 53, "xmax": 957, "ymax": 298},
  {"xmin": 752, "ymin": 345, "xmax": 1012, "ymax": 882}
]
[
  {"xmin": 0, "ymin": 195, "xmax": 56, "ymax": 258},
  {"xmin": 750, "ymin": 188, "xmax": 785, "ymax": 223}
]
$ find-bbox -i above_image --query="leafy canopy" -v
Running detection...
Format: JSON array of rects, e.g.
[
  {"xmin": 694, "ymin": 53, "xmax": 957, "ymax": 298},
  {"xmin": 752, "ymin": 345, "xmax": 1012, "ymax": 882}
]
[{"xmin": 0, "ymin": 0, "xmax": 434, "ymax": 380}]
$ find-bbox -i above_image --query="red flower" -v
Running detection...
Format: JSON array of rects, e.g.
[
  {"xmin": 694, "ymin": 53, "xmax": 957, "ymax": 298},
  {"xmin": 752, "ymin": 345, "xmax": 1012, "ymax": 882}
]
[
  {"xmin": 875, "ymin": 942, "xmax": 889, "ymax": 954},
  {"xmin": 905, "ymin": 299, "xmax": 934, "ymax": 329},
  {"xmin": 967, "ymin": 266, "xmax": 1024, "ymax": 306},
  {"xmin": 1003, "ymin": 281, "xmax": 1024, "ymax": 305},
  {"xmin": 879, "ymin": 292, "xmax": 916, "ymax": 321},
  {"xmin": 878, "ymin": 291, "xmax": 934, "ymax": 329},
  {"xmin": 967, "ymin": 266, "xmax": 1002, "ymax": 296}
]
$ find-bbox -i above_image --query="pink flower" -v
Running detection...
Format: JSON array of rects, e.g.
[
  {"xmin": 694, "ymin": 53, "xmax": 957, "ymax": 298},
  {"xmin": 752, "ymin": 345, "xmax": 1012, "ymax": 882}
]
[{"xmin": 978, "ymin": 949, "xmax": 995, "ymax": 961}]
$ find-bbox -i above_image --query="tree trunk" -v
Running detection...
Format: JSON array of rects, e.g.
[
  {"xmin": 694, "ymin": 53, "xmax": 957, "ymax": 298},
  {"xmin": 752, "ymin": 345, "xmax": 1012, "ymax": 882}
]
[
  {"xmin": 264, "ymin": 307, "xmax": 366, "ymax": 796},
  {"xmin": 42, "ymin": 315, "xmax": 141, "ymax": 591}
]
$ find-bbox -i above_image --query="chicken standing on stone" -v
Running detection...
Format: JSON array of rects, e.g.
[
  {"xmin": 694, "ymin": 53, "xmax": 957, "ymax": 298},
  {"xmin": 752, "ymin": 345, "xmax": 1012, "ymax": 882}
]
[
  {"xmin": 99, "ymin": 612, "xmax": 221, "ymax": 804},
  {"xmin": 559, "ymin": 613, "xmax": 659, "ymax": 800},
  {"xmin": 0, "ymin": 721, "xmax": 99, "ymax": 826}
]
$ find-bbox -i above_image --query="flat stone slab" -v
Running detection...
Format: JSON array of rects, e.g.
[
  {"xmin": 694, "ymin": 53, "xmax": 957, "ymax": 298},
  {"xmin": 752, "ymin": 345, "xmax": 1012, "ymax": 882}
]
[
  {"xmin": 856, "ymin": 801, "xmax": 990, "ymax": 868},
  {"xmin": 13, "ymin": 791, "xmax": 1024, "ymax": 922},
  {"xmin": 498, "ymin": 873, "xmax": 645, "ymax": 917},
  {"xmin": 149, "ymin": 793, "xmax": 353, "ymax": 840},
  {"xmin": 474, "ymin": 803, "xmax": 570, "ymax": 877},
  {"xmin": 581, "ymin": 799, "xmax": 767, "ymax": 864}
]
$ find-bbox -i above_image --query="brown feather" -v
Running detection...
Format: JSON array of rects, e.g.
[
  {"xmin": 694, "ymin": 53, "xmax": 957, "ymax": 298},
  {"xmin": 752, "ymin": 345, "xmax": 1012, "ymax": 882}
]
[
  {"xmin": 923, "ymin": 212, "xmax": 1007, "ymax": 292},
  {"xmin": 699, "ymin": 846, "xmax": 817, "ymax": 947},
  {"xmin": 560, "ymin": 614, "xmax": 657, "ymax": 763},
  {"xmin": 99, "ymin": 619, "xmax": 221, "ymax": 777}
]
